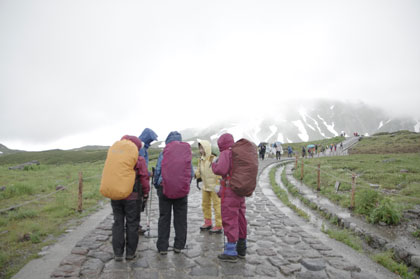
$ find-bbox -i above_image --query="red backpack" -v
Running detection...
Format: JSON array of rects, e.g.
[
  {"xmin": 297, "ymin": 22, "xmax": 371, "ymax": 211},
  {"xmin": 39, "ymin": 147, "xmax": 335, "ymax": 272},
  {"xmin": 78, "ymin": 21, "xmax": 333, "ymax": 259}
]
[
  {"xmin": 161, "ymin": 141, "xmax": 192, "ymax": 199},
  {"xmin": 230, "ymin": 139, "xmax": 259, "ymax": 197}
]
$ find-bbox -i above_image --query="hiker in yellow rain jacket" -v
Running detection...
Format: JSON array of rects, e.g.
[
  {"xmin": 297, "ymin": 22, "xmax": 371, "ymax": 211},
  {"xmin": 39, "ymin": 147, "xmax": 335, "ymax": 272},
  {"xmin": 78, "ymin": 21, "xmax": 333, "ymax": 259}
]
[{"xmin": 195, "ymin": 140, "xmax": 223, "ymax": 234}]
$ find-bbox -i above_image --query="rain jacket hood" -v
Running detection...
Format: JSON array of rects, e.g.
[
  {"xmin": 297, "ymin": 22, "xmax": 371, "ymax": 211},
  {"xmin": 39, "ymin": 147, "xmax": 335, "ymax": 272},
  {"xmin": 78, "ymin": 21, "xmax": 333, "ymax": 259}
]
[
  {"xmin": 198, "ymin": 139, "xmax": 212, "ymax": 160},
  {"xmin": 165, "ymin": 131, "xmax": 182, "ymax": 144},
  {"xmin": 121, "ymin": 135, "xmax": 142, "ymax": 151},
  {"xmin": 138, "ymin": 128, "xmax": 158, "ymax": 149},
  {"xmin": 196, "ymin": 139, "xmax": 220, "ymax": 192},
  {"xmin": 217, "ymin": 133, "xmax": 234, "ymax": 152}
]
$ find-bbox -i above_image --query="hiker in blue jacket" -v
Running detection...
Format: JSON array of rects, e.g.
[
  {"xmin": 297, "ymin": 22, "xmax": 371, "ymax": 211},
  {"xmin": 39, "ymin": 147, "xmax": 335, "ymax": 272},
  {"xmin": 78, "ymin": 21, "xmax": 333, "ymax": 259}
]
[
  {"xmin": 153, "ymin": 131, "xmax": 194, "ymax": 254},
  {"xmin": 138, "ymin": 128, "xmax": 158, "ymax": 169},
  {"xmin": 137, "ymin": 128, "xmax": 158, "ymax": 234}
]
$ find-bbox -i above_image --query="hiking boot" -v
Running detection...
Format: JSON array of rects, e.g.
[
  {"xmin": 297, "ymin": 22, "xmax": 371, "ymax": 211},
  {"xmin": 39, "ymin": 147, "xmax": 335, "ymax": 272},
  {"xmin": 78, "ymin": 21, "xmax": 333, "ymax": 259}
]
[
  {"xmin": 125, "ymin": 254, "xmax": 136, "ymax": 261},
  {"xmin": 173, "ymin": 248, "xmax": 182, "ymax": 253},
  {"xmin": 200, "ymin": 219, "xmax": 212, "ymax": 231},
  {"xmin": 159, "ymin": 250, "xmax": 168, "ymax": 255},
  {"xmin": 218, "ymin": 253, "xmax": 238, "ymax": 262},
  {"xmin": 114, "ymin": 256, "xmax": 123, "ymax": 262},
  {"xmin": 218, "ymin": 242, "xmax": 238, "ymax": 263},
  {"xmin": 209, "ymin": 226, "xmax": 223, "ymax": 234},
  {"xmin": 237, "ymin": 238, "xmax": 247, "ymax": 259}
]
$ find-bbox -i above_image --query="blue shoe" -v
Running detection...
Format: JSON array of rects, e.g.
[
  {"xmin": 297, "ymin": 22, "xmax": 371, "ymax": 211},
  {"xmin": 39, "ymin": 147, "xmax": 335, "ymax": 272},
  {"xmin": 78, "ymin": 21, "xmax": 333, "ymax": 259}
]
[{"xmin": 217, "ymin": 242, "xmax": 238, "ymax": 262}]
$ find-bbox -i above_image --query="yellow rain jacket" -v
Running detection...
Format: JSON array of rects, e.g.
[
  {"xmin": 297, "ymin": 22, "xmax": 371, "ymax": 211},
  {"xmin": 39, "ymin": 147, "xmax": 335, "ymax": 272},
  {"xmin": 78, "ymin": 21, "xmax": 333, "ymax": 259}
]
[{"xmin": 195, "ymin": 140, "xmax": 220, "ymax": 192}]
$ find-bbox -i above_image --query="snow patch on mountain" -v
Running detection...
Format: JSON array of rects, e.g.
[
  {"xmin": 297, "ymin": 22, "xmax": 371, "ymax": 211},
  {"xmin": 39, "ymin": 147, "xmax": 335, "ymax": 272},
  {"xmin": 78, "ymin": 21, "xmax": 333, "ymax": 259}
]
[
  {"xmin": 286, "ymin": 138, "xmax": 293, "ymax": 143},
  {"xmin": 378, "ymin": 121, "xmax": 384, "ymax": 129},
  {"xmin": 299, "ymin": 109, "xmax": 315, "ymax": 131},
  {"xmin": 292, "ymin": 120, "xmax": 309, "ymax": 142},
  {"xmin": 415, "ymin": 121, "xmax": 420, "ymax": 133},
  {"xmin": 305, "ymin": 113, "xmax": 327, "ymax": 138},
  {"xmin": 330, "ymin": 105, "xmax": 335, "ymax": 110},
  {"xmin": 317, "ymin": 115, "xmax": 338, "ymax": 136},
  {"xmin": 210, "ymin": 119, "xmax": 263, "ymax": 143}
]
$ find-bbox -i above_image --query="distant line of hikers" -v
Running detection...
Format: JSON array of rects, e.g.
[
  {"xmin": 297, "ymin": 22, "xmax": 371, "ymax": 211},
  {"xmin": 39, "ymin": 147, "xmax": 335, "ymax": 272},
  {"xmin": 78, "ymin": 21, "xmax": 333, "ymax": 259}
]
[
  {"xmin": 258, "ymin": 142, "xmax": 294, "ymax": 160},
  {"xmin": 100, "ymin": 128, "xmax": 259, "ymax": 263}
]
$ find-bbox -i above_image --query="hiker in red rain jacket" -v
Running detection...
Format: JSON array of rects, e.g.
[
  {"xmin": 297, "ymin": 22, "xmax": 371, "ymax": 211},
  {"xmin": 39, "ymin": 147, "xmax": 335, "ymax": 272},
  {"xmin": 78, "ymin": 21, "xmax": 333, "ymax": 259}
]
[
  {"xmin": 111, "ymin": 135, "xmax": 150, "ymax": 262},
  {"xmin": 212, "ymin": 133, "xmax": 247, "ymax": 263}
]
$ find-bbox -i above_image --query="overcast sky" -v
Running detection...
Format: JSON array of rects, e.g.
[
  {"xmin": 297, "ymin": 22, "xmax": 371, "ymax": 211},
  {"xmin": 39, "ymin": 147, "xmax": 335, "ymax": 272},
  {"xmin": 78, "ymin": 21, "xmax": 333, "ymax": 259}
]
[{"xmin": 1, "ymin": 0, "xmax": 419, "ymax": 151}]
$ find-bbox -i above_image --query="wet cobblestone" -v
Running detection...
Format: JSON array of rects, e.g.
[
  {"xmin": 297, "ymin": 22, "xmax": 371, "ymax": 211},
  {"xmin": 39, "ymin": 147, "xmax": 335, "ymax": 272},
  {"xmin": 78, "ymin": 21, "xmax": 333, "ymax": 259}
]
[{"xmin": 50, "ymin": 159, "xmax": 395, "ymax": 278}]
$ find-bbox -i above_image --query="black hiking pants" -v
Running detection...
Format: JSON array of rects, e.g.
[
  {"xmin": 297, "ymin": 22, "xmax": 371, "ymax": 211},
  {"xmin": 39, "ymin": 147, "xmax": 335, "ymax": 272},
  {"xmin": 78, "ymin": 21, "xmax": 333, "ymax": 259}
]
[
  {"xmin": 156, "ymin": 187, "xmax": 188, "ymax": 252},
  {"xmin": 111, "ymin": 199, "xmax": 139, "ymax": 257},
  {"xmin": 276, "ymin": 151, "xmax": 281, "ymax": 160}
]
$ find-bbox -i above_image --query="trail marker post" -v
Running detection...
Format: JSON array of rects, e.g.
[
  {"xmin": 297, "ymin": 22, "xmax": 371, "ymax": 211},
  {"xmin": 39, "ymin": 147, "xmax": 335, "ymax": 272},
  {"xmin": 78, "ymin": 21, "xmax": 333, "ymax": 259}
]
[
  {"xmin": 350, "ymin": 173, "xmax": 356, "ymax": 210},
  {"xmin": 317, "ymin": 163, "xmax": 321, "ymax": 191},
  {"xmin": 300, "ymin": 159, "xmax": 304, "ymax": 180},
  {"xmin": 78, "ymin": 172, "xmax": 83, "ymax": 212}
]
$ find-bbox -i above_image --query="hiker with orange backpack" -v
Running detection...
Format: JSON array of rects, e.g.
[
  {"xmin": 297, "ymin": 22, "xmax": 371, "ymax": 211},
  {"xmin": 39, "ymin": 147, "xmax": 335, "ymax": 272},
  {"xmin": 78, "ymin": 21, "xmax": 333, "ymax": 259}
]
[
  {"xmin": 211, "ymin": 133, "xmax": 258, "ymax": 262},
  {"xmin": 195, "ymin": 140, "xmax": 223, "ymax": 234},
  {"xmin": 100, "ymin": 135, "xmax": 150, "ymax": 261},
  {"xmin": 153, "ymin": 131, "xmax": 194, "ymax": 254}
]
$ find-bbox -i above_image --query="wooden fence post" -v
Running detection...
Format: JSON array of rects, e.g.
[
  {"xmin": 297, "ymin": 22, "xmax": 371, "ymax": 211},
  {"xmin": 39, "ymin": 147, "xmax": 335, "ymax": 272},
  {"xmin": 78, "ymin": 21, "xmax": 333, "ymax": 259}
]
[
  {"xmin": 317, "ymin": 163, "xmax": 321, "ymax": 191},
  {"xmin": 78, "ymin": 172, "xmax": 83, "ymax": 212},
  {"xmin": 300, "ymin": 159, "xmax": 304, "ymax": 180},
  {"xmin": 350, "ymin": 173, "xmax": 356, "ymax": 209}
]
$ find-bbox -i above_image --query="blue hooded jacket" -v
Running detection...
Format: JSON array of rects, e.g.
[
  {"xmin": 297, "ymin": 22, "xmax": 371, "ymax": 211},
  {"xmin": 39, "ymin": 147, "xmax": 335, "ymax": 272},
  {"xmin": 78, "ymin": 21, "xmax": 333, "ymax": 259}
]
[
  {"xmin": 153, "ymin": 131, "xmax": 194, "ymax": 188},
  {"xmin": 138, "ymin": 128, "xmax": 158, "ymax": 167}
]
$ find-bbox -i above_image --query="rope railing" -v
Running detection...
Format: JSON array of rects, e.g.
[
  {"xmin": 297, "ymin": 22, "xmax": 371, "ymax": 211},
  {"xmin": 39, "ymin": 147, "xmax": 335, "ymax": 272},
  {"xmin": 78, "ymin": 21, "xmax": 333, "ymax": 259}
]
[
  {"xmin": 292, "ymin": 160, "xmax": 420, "ymax": 203},
  {"xmin": 0, "ymin": 174, "xmax": 102, "ymax": 214}
]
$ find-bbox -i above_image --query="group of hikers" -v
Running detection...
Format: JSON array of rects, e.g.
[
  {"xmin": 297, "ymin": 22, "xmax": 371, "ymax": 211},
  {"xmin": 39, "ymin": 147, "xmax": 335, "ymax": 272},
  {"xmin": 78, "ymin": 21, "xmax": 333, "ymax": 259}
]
[
  {"xmin": 258, "ymin": 143, "xmax": 294, "ymax": 160},
  {"xmin": 100, "ymin": 128, "xmax": 258, "ymax": 263},
  {"xmin": 301, "ymin": 142, "xmax": 344, "ymax": 158}
]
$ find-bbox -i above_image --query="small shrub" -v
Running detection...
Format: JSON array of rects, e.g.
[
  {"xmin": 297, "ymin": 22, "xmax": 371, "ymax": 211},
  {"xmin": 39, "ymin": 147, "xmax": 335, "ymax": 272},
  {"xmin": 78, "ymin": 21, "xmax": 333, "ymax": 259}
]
[
  {"xmin": 30, "ymin": 232, "xmax": 41, "ymax": 244},
  {"xmin": 412, "ymin": 229, "xmax": 420, "ymax": 239},
  {"xmin": 0, "ymin": 250, "xmax": 6, "ymax": 269},
  {"xmin": 372, "ymin": 251, "xmax": 414, "ymax": 279},
  {"xmin": 370, "ymin": 198, "xmax": 401, "ymax": 225},
  {"xmin": 326, "ymin": 228, "xmax": 363, "ymax": 252},
  {"xmin": 8, "ymin": 209, "xmax": 38, "ymax": 221},
  {"xmin": 355, "ymin": 188, "xmax": 381, "ymax": 216}
]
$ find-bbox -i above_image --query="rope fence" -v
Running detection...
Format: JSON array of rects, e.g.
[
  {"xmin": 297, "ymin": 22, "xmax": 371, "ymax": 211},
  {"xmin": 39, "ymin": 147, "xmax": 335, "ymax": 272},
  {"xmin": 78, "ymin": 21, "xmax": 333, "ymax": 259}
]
[
  {"xmin": 293, "ymin": 158, "xmax": 420, "ymax": 207},
  {"xmin": 0, "ymin": 174, "xmax": 102, "ymax": 214}
]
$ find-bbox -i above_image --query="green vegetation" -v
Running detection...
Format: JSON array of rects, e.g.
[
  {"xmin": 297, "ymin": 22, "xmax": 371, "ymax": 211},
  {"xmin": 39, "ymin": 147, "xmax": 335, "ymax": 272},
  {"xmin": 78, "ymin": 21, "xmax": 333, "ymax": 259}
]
[
  {"xmin": 0, "ymin": 149, "xmax": 107, "ymax": 165},
  {"xmin": 370, "ymin": 198, "xmax": 402, "ymax": 225},
  {"xmin": 292, "ymin": 152, "xmax": 419, "ymax": 224},
  {"xmin": 372, "ymin": 251, "xmax": 415, "ymax": 279},
  {"xmin": 412, "ymin": 229, "xmax": 420, "ymax": 239},
  {"xmin": 351, "ymin": 130, "xmax": 420, "ymax": 154},
  {"xmin": 323, "ymin": 228, "xmax": 363, "ymax": 252},
  {"xmin": 269, "ymin": 165, "xmax": 310, "ymax": 221},
  {"xmin": 0, "ymin": 157, "xmax": 106, "ymax": 278}
]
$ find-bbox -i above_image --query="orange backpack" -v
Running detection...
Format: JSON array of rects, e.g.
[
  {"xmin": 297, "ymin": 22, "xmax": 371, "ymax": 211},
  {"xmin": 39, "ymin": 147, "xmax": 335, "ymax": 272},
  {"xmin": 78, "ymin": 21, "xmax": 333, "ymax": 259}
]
[{"xmin": 100, "ymin": 140, "xmax": 138, "ymax": 200}]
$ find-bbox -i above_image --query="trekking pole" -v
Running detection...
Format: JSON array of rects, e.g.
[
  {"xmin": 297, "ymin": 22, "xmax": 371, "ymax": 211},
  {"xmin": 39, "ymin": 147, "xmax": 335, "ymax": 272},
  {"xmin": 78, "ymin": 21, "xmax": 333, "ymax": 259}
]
[{"xmin": 146, "ymin": 167, "xmax": 155, "ymax": 238}]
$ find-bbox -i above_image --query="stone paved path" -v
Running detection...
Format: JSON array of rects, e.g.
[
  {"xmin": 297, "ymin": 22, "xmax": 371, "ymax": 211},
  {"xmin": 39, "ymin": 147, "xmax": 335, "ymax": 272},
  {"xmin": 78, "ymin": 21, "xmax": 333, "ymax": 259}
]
[{"xmin": 50, "ymin": 159, "xmax": 397, "ymax": 279}]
